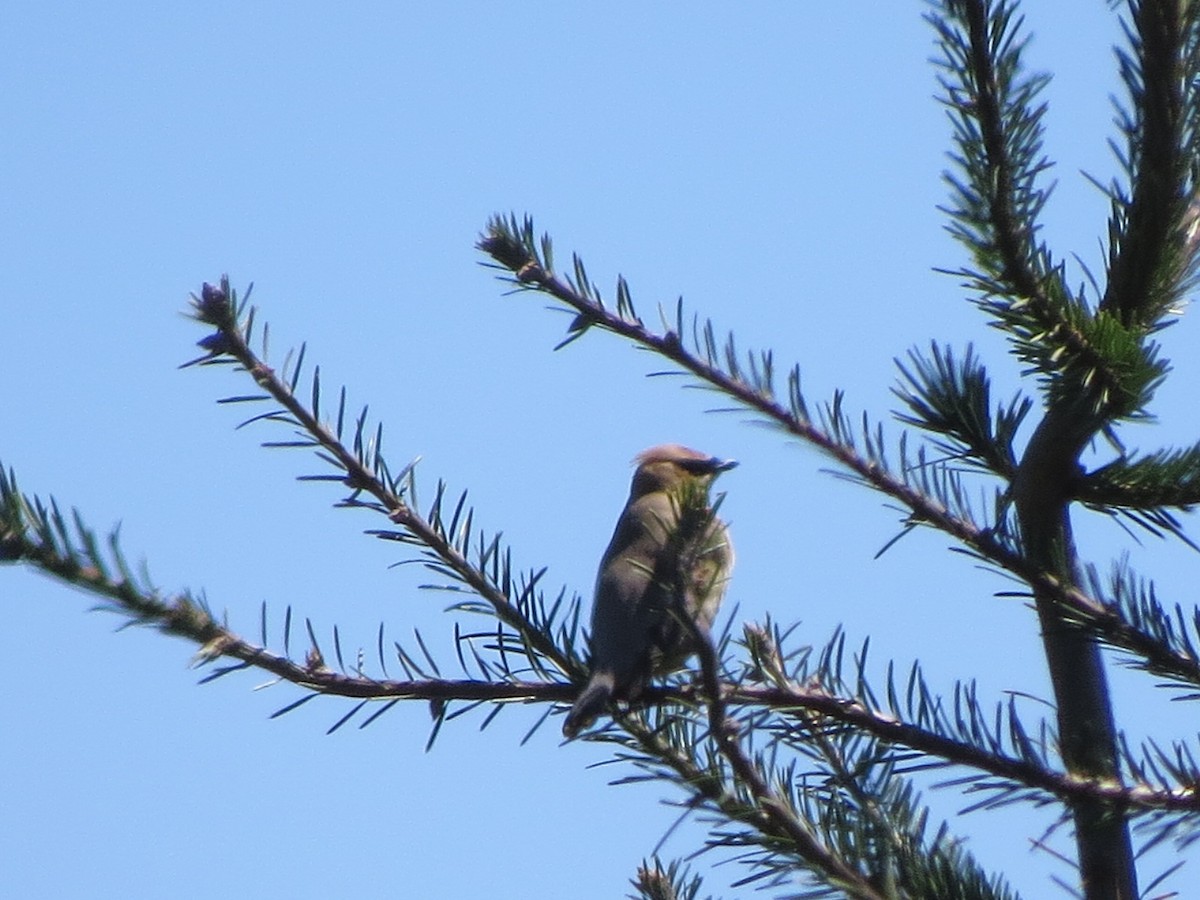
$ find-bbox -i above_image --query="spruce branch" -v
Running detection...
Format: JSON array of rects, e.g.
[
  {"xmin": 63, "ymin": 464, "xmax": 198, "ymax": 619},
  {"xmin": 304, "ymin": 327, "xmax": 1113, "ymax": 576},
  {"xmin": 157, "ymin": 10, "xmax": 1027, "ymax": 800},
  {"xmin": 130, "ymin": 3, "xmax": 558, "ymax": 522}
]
[
  {"xmin": 0, "ymin": 463, "xmax": 578, "ymax": 716},
  {"xmin": 930, "ymin": 0, "xmax": 1167, "ymax": 424},
  {"xmin": 966, "ymin": 5, "xmax": 1200, "ymax": 892},
  {"xmin": 8, "ymin": 467, "xmax": 1196, "ymax": 824},
  {"xmin": 478, "ymin": 217, "xmax": 1200, "ymax": 691},
  {"xmin": 928, "ymin": 5, "xmax": 1200, "ymax": 889},
  {"xmin": 1102, "ymin": 2, "xmax": 1200, "ymax": 327},
  {"xmin": 184, "ymin": 278, "xmax": 577, "ymax": 686},
  {"xmin": 624, "ymin": 494, "xmax": 1011, "ymax": 897},
  {"xmin": 689, "ymin": 626, "xmax": 1025, "ymax": 898},
  {"xmin": 929, "ymin": 0, "xmax": 1057, "ymax": 304},
  {"xmin": 779, "ymin": 703, "xmax": 1021, "ymax": 900},
  {"xmin": 598, "ymin": 682, "xmax": 902, "ymax": 899},
  {"xmin": 5, "ymin": 3, "xmax": 1200, "ymax": 894},
  {"xmin": 1078, "ymin": 442, "xmax": 1200, "ymax": 512},
  {"xmin": 6, "ymin": 460, "xmax": 1199, "ymax": 888},
  {"xmin": 7, "ymin": 467, "xmax": 1193, "ymax": 821},
  {"xmin": 658, "ymin": 488, "xmax": 891, "ymax": 899},
  {"xmin": 479, "ymin": 215, "xmax": 1006, "ymax": 549},
  {"xmin": 630, "ymin": 858, "xmax": 711, "ymax": 900},
  {"xmin": 741, "ymin": 664, "xmax": 1200, "ymax": 819},
  {"xmin": 894, "ymin": 342, "xmax": 1031, "ymax": 478}
]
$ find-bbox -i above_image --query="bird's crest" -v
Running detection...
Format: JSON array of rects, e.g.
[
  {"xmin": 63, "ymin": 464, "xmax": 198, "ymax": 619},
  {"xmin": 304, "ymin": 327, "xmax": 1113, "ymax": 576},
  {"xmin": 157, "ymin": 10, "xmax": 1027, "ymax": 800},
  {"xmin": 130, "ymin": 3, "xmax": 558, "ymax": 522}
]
[{"xmin": 634, "ymin": 444, "xmax": 717, "ymax": 467}]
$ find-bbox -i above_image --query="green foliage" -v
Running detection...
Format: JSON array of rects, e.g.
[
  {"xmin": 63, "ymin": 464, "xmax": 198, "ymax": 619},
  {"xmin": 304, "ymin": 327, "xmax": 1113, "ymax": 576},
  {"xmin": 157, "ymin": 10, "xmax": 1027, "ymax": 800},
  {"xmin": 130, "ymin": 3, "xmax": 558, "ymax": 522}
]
[
  {"xmin": 931, "ymin": 1, "xmax": 1172, "ymax": 425},
  {"xmin": 894, "ymin": 342, "xmax": 1030, "ymax": 478},
  {"xmin": 630, "ymin": 858, "xmax": 711, "ymax": 900},
  {"xmin": 1082, "ymin": 442, "xmax": 1200, "ymax": 511},
  {"xmin": 1102, "ymin": 1, "xmax": 1200, "ymax": 327},
  {"xmin": 8, "ymin": 2, "xmax": 1200, "ymax": 898},
  {"xmin": 474, "ymin": 2, "xmax": 1200, "ymax": 894}
]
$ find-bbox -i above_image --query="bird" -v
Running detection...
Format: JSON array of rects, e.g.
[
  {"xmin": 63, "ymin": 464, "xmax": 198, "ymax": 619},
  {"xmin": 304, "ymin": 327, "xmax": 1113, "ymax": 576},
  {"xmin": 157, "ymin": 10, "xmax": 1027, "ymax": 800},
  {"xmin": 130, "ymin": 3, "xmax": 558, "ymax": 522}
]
[{"xmin": 562, "ymin": 444, "xmax": 736, "ymax": 738}]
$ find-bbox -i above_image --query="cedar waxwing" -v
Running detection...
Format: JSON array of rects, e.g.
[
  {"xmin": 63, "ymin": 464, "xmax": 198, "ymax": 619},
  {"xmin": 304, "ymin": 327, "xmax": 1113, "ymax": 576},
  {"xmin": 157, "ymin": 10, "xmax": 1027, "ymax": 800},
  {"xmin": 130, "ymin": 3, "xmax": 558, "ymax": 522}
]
[{"xmin": 562, "ymin": 444, "xmax": 736, "ymax": 738}]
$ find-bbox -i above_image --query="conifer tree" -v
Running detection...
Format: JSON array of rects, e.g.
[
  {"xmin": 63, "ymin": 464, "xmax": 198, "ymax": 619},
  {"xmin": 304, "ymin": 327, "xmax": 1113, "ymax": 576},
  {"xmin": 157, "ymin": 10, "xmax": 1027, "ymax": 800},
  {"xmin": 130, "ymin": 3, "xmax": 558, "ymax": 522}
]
[{"xmin": 4, "ymin": 2, "xmax": 1200, "ymax": 897}]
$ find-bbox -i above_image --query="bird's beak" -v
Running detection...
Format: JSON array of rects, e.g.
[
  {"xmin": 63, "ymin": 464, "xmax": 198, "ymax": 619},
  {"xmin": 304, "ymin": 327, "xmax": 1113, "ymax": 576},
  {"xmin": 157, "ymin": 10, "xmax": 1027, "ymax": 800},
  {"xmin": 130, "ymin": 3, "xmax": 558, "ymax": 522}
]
[{"xmin": 712, "ymin": 458, "xmax": 738, "ymax": 473}]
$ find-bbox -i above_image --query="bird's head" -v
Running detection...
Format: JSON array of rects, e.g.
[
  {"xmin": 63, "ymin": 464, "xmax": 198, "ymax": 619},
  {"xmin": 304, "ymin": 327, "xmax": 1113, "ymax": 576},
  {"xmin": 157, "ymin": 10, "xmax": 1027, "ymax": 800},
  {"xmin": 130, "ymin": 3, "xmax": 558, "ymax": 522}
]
[{"xmin": 629, "ymin": 444, "xmax": 738, "ymax": 497}]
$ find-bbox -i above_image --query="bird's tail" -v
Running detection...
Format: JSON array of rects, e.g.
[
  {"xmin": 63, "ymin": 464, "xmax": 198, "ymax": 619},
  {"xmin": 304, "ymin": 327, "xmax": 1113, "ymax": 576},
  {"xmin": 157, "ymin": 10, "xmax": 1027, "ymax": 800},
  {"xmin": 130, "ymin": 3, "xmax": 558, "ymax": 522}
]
[{"xmin": 562, "ymin": 671, "xmax": 615, "ymax": 738}]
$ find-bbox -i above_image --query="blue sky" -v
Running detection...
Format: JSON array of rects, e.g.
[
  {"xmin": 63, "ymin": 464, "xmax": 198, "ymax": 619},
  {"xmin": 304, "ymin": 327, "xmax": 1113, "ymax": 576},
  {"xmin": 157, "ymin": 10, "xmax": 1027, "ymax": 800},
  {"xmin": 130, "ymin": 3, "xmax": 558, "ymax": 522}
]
[{"xmin": 3, "ymin": 2, "xmax": 1198, "ymax": 897}]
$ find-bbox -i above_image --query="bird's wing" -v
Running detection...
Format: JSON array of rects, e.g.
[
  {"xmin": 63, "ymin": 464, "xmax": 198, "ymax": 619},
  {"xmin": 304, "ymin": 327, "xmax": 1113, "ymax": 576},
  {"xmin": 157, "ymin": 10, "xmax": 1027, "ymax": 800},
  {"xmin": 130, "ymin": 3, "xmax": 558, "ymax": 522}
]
[{"xmin": 587, "ymin": 492, "xmax": 676, "ymax": 684}]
